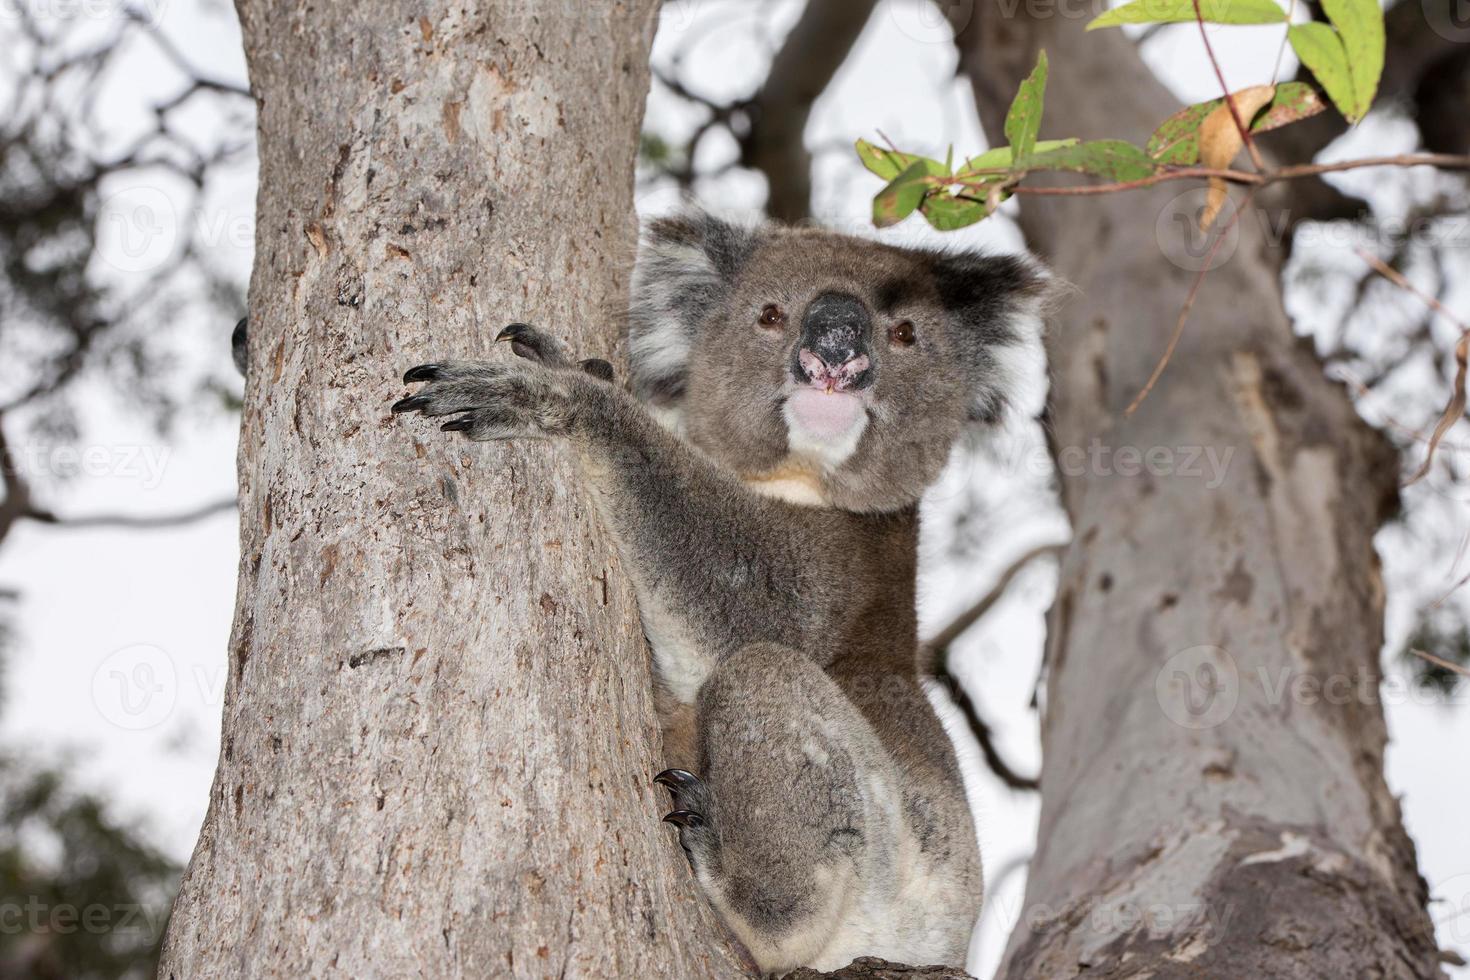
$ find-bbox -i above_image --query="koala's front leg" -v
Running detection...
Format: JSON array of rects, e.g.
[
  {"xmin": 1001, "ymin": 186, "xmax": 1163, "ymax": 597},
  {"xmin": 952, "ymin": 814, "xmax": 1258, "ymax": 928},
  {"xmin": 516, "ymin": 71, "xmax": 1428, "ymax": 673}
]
[
  {"xmin": 393, "ymin": 324, "xmax": 816, "ymax": 669},
  {"xmin": 391, "ymin": 324, "xmax": 615, "ymax": 441}
]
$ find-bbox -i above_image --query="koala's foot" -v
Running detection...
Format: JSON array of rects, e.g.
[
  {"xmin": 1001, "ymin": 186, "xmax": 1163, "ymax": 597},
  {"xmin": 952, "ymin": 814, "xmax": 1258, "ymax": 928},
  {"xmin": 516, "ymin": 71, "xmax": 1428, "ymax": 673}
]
[
  {"xmin": 653, "ymin": 768, "xmax": 717, "ymax": 866},
  {"xmin": 393, "ymin": 358, "xmax": 581, "ymax": 440}
]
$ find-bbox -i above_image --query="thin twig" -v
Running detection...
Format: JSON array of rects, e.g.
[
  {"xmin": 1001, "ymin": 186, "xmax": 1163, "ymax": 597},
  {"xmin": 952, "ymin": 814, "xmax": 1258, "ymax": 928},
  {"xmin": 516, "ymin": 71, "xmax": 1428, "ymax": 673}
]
[
  {"xmin": 932, "ymin": 664, "xmax": 1040, "ymax": 791},
  {"xmin": 923, "ymin": 543, "xmax": 1064, "ymax": 793},
  {"xmin": 1271, "ymin": 0, "xmax": 1299, "ymax": 85},
  {"xmin": 1409, "ymin": 648, "xmax": 1470, "ymax": 678},
  {"xmin": 1354, "ymin": 247, "xmax": 1470, "ymax": 486},
  {"xmin": 1125, "ymin": 188, "xmax": 1260, "ymax": 416}
]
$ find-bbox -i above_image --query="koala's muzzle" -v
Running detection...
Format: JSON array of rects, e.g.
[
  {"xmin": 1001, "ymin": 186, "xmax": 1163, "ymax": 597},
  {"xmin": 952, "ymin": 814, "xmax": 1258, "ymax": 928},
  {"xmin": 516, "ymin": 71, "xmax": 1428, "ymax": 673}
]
[{"xmin": 792, "ymin": 292, "xmax": 873, "ymax": 392}]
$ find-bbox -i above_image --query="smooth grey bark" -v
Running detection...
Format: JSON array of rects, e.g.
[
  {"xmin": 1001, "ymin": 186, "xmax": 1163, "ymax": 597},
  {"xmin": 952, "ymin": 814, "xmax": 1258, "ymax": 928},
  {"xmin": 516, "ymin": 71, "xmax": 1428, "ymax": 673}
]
[
  {"xmin": 950, "ymin": 7, "xmax": 1446, "ymax": 977},
  {"xmin": 159, "ymin": 2, "xmax": 752, "ymax": 976}
]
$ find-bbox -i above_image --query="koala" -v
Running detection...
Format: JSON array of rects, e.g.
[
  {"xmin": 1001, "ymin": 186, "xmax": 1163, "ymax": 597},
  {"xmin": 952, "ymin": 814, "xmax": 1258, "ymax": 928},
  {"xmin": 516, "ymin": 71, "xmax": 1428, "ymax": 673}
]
[{"xmin": 392, "ymin": 209, "xmax": 1050, "ymax": 974}]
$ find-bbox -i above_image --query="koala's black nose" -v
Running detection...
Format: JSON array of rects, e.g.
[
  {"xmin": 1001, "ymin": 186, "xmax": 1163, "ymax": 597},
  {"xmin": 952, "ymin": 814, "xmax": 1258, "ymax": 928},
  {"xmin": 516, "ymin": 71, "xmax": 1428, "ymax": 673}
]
[{"xmin": 792, "ymin": 292, "xmax": 873, "ymax": 391}]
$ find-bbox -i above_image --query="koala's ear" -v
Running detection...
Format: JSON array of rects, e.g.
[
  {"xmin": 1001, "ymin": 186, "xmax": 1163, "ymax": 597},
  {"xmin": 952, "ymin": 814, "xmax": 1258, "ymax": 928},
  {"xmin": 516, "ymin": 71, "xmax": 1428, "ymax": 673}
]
[
  {"xmin": 930, "ymin": 251, "xmax": 1054, "ymax": 424},
  {"xmin": 628, "ymin": 209, "xmax": 762, "ymax": 405}
]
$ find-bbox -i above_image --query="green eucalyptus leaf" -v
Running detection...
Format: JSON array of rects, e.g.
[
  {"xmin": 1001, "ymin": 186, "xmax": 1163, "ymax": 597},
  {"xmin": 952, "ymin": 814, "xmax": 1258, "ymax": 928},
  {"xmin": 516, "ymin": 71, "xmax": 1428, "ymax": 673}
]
[
  {"xmin": 1253, "ymin": 81, "xmax": 1330, "ymax": 131},
  {"xmin": 920, "ymin": 192, "xmax": 994, "ymax": 231},
  {"xmin": 1289, "ymin": 22, "xmax": 1359, "ymax": 121},
  {"xmin": 1087, "ymin": 0, "xmax": 1287, "ymax": 30},
  {"xmin": 872, "ymin": 161, "xmax": 932, "ymax": 228},
  {"xmin": 962, "ymin": 139, "xmax": 1079, "ymax": 173},
  {"xmin": 1025, "ymin": 139, "xmax": 1158, "ymax": 181},
  {"xmin": 855, "ymin": 139, "xmax": 949, "ymax": 181},
  {"xmin": 1004, "ymin": 50, "xmax": 1048, "ymax": 164},
  {"xmin": 1321, "ymin": 0, "xmax": 1384, "ymax": 118},
  {"xmin": 1148, "ymin": 101, "xmax": 1217, "ymax": 164}
]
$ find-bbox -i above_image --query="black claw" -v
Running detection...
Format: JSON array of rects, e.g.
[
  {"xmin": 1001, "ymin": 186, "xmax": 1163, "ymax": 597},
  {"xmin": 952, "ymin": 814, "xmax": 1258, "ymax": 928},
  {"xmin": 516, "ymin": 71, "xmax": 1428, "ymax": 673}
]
[
  {"xmin": 654, "ymin": 768, "xmax": 699, "ymax": 791},
  {"xmin": 403, "ymin": 364, "xmax": 441, "ymax": 383},
  {"xmin": 441, "ymin": 416, "xmax": 474, "ymax": 432},
  {"xmin": 496, "ymin": 322, "xmax": 532, "ymax": 343},
  {"xmin": 580, "ymin": 358, "xmax": 615, "ymax": 383},
  {"xmin": 662, "ymin": 809, "xmax": 704, "ymax": 829},
  {"xmin": 391, "ymin": 395, "xmax": 428, "ymax": 414}
]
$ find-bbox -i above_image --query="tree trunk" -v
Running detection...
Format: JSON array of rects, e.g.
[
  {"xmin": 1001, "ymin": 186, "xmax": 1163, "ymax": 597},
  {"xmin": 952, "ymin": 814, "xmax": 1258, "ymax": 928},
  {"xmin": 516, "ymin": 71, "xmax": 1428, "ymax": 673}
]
[
  {"xmin": 951, "ymin": 10, "xmax": 1444, "ymax": 978},
  {"xmin": 159, "ymin": 2, "xmax": 748, "ymax": 976}
]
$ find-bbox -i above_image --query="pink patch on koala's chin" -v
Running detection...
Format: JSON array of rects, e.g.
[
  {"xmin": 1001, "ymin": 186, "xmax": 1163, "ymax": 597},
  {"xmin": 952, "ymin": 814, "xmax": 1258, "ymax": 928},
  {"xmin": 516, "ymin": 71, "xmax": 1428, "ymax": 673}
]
[{"xmin": 786, "ymin": 389, "xmax": 864, "ymax": 440}]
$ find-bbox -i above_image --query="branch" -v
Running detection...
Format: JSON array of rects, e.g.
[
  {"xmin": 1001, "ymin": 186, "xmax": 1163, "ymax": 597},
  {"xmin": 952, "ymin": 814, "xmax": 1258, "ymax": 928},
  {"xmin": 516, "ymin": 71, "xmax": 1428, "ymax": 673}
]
[
  {"xmin": 923, "ymin": 543, "xmax": 1063, "ymax": 793},
  {"xmin": 944, "ymin": 153, "xmax": 1470, "ymax": 198},
  {"xmin": 935, "ymin": 667, "xmax": 1040, "ymax": 792},
  {"xmin": 0, "ymin": 417, "xmax": 35, "ymax": 546},
  {"xmin": 742, "ymin": 0, "xmax": 879, "ymax": 221},
  {"xmin": 926, "ymin": 543, "xmax": 1065, "ymax": 654},
  {"xmin": 1354, "ymin": 248, "xmax": 1470, "ymax": 486},
  {"xmin": 25, "ymin": 497, "xmax": 237, "ymax": 530},
  {"xmin": 121, "ymin": 6, "xmax": 250, "ymax": 99}
]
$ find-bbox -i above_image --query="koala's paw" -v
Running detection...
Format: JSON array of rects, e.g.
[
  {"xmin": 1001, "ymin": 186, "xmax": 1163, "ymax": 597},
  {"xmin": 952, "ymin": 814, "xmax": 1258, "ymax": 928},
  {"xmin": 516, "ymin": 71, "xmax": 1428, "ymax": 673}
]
[
  {"xmin": 391, "ymin": 359, "xmax": 579, "ymax": 440},
  {"xmin": 654, "ymin": 769, "xmax": 718, "ymax": 866}
]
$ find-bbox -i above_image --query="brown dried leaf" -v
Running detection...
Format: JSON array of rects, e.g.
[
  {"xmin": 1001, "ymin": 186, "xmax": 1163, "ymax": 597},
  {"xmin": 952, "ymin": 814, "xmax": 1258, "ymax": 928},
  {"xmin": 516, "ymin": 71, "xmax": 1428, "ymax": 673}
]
[{"xmin": 1198, "ymin": 84, "xmax": 1275, "ymax": 230}]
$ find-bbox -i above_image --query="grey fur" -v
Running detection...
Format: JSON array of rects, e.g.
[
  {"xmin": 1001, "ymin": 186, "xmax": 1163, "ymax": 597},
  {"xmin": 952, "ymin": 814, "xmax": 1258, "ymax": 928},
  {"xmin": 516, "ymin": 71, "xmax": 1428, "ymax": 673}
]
[{"xmin": 393, "ymin": 209, "xmax": 1051, "ymax": 974}]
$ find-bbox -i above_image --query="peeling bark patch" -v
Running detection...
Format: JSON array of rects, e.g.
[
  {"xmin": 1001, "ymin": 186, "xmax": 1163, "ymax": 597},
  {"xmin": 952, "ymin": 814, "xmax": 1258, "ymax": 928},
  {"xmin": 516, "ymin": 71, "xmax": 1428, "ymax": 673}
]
[
  {"xmin": 347, "ymin": 646, "xmax": 406, "ymax": 669},
  {"xmin": 442, "ymin": 100, "xmax": 462, "ymax": 143},
  {"xmin": 1214, "ymin": 558, "xmax": 1253, "ymax": 607},
  {"xmin": 305, "ymin": 221, "xmax": 328, "ymax": 258},
  {"xmin": 319, "ymin": 543, "xmax": 340, "ymax": 587},
  {"xmin": 234, "ymin": 613, "xmax": 254, "ymax": 683}
]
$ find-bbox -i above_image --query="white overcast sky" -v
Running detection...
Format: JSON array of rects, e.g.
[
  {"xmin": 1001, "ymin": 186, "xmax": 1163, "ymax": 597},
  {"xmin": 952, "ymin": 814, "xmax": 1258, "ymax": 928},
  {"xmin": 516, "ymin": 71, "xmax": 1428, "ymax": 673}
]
[{"xmin": 1, "ymin": 1, "xmax": 1467, "ymax": 976}]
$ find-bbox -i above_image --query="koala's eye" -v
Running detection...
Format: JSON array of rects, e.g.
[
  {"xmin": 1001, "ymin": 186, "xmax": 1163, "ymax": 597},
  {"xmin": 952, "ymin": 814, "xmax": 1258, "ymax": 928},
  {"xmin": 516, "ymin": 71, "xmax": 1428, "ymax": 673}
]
[
  {"xmin": 758, "ymin": 304, "xmax": 786, "ymax": 329},
  {"xmin": 888, "ymin": 320, "xmax": 916, "ymax": 347}
]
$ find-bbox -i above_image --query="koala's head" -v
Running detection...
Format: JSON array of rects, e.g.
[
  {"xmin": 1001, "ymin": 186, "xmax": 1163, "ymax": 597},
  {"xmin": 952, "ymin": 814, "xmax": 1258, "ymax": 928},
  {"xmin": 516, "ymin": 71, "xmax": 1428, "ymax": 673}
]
[{"xmin": 627, "ymin": 209, "xmax": 1051, "ymax": 513}]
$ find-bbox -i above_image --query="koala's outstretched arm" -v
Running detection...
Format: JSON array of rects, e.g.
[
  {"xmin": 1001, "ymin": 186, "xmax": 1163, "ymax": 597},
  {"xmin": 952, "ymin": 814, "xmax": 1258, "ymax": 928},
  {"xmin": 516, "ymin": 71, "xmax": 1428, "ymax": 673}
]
[{"xmin": 391, "ymin": 325, "xmax": 853, "ymax": 671}]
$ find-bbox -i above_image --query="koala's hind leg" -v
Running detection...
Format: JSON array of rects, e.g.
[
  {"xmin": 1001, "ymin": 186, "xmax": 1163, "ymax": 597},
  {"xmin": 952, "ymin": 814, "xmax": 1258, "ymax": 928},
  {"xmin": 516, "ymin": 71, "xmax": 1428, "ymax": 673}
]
[{"xmin": 656, "ymin": 643, "xmax": 902, "ymax": 975}]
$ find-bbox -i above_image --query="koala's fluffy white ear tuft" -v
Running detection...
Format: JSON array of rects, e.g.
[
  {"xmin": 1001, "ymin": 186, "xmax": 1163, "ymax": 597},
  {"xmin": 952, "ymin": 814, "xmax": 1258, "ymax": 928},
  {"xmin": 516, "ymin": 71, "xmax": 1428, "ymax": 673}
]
[
  {"xmin": 930, "ymin": 251, "xmax": 1056, "ymax": 425},
  {"xmin": 628, "ymin": 209, "xmax": 762, "ymax": 406}
]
